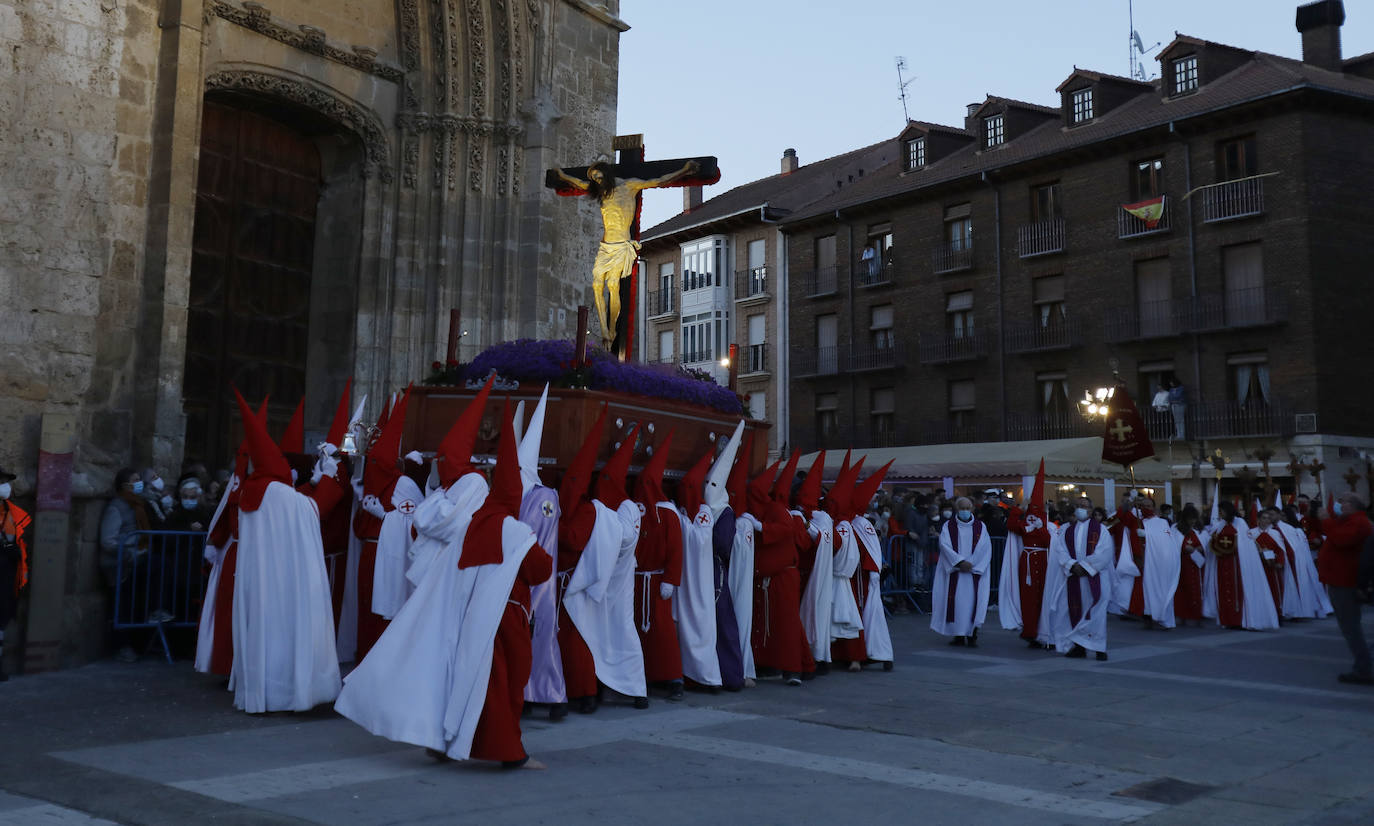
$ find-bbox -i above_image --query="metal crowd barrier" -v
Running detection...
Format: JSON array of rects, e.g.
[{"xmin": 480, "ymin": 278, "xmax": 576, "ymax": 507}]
[
  {"xmin": 113, "ymin": 530, "xmax": 209, "ymax": 663},
  {"xmin": 880, "ymin": 533, "xmax": 1008, "ymax": 616}
]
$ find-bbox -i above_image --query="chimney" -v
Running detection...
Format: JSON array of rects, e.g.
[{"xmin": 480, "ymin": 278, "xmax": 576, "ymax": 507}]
[
  {"xmin": 683, "ymin": 185, "xmax": 703, "ymax": 213},
  {"xmin": 1296, "ymin": 0, "xmax": 1344, "ymax": 71},
  {"xmin": 781, "ymin": 147, "xmax": 798, "ymax": 175}
]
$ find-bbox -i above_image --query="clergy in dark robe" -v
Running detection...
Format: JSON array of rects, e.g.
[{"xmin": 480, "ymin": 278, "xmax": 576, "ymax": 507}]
[
  {"xmin": 631, "ymin": 428, "xmax": 685, "ymax": 698},
  {"xmin": 1038, "ymin": 499, "xmax": 1113, "ymax": 659},
  {"xmin": 1252, "ymin": 509, "xmax": 1288, "ymax": 619}
]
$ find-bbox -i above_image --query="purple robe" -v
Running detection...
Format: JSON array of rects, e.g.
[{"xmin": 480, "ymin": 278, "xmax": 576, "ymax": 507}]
[
  {"xmin": 713, "ymin": 508, "xmax": 744, "ymax": 689},
  {"xmin": 520, "ymin": 485, "xmax": 565, "ymax": 704}
]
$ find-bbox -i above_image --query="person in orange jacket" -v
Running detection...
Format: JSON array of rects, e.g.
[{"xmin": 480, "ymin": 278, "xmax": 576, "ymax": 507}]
[{"xmin": 1, "ymin": 465, "xmax": 32, "ymax": 682}]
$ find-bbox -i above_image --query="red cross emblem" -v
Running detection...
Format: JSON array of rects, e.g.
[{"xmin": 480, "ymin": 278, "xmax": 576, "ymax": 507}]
[
  {"xmin": 697, "ymin": 512, "xmax": 711, "ymax": 526},
  {"xmin": 838, "ymin": 524, "xmax": 850, "ymax": 538},
  {"xmin": 398, "ymin": 499, "xmax": 416, "ymax": 515}
]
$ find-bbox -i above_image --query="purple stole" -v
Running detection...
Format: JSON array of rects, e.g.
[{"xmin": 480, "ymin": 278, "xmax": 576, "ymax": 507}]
[
  {"xmin": 1064, "ymin": 519, "xmax": 1103, "ymax": 626},
  {"xmin": 945, "ymin": 518, "xmax": 984, "ymax": 625}
]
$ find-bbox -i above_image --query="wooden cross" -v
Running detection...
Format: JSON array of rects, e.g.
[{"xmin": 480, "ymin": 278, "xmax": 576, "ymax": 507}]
[
  {"xmin": 545, "ymin": 135, "xmax": 720, "ymax": 360},
  {"xmin": 1344, "ymin": 468, "xmax": 1362, "ymax": 492}
]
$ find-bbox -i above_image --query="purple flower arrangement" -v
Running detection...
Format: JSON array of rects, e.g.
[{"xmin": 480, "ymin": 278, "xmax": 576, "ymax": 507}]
[{"xmin": 426, "ymin": 339, "xmax": 743, "ymax": 415}]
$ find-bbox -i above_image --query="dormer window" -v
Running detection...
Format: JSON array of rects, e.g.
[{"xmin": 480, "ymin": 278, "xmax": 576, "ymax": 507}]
[
  {"xmin": 1172, "ymin": 54, "xmax": 1199, "ymax": 95},
  {"xmin": 1071, "ymin": 88, "xmax": 1093, "ymax": 124},
  {"xmin": 906, "ymin": 137, "xmax": 926, "ymax": 170},
  {"xmin": 983, "ymin": 114, "xmax": 1004, "ymax": 149}
]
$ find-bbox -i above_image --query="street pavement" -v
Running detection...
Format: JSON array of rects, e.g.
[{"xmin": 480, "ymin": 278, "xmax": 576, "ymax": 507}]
[{"xmin": 2, "ymin": 608, "xmax": 1374, "ymax": 825}]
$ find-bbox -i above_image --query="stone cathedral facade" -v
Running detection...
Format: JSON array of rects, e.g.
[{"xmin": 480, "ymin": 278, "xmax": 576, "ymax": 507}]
[{"xmin": 0, "ymin": 0, "xmax": 626, "ymax": 667}]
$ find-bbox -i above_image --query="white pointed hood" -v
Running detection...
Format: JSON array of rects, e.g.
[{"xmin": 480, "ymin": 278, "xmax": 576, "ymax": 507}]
[
  {"xmin": 517, "ymin": 384, "xmax": 549, "ymax": 494},
  {"xmin": 705, "ymin": 420, "xmax": 745, "ymax": 518}
]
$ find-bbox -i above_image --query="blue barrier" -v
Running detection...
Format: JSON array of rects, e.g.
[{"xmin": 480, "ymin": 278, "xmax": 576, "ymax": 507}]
[
  {"xmin": 880, "ymin": 533, "xmax": 1007, "ymax": 615},
  {"xmin": 113, "ymin": 530, "xmax": 209, "ymax": 663}
]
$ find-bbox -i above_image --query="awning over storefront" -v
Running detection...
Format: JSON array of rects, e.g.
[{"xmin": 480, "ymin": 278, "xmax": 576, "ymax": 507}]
[{"xmin": 800, "ymin": 437, "xmax": 1173, "ymax": 485}]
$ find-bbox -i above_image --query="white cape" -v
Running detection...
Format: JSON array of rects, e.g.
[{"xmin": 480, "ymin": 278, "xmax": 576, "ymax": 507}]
[
  {"xmin": 1039, "ymin": 520, "xmax": 1114, "ymax": 653},
  {"xmin": 335, "ymin": 517, "xmax": 534, "ymax": 760},
  {"xmin": 729, "ymin": 513, "xmax": 760, "ymax": 679},
  {"xmin": 230, "ymin": 482, "xmax": 342, "ymax": 713},
  {"xmin": 406, "ymin": 475, "xmax": 488, "ymax": 589},
  {"xmin": 563, "ymin": 500, "xmax": 646, "ymax": 699},
  {"xmin": 371, "ymin": 476, "xmax": 423, "ymax": 620},
  {"xmin": 997, "ymin": 531, "xmax": 1029, "ymax": 631},
  {"xmin": 675, "ymin": 504, "xmax": 722, "ymax": 686},
  {"xmin": 1114, "ymin": 515, "xmax": 1181, "ymax": 628},
  {"xmin": 829, "ymin": 519, "xmax": 864, "ymax": 642},
  {"xmin": 930, "ymin": 518, "xmax": 991, "ymax": 637},
  {"xmin": 1275, "ymin": 522, "xmax": 1332, "ymax": 617},
  {"xmin": 799, "ymin": 510, "xmax": 835, "ymax": 662},
  {"xmin": 853, "ymin": 516, "xmax": 894, "ymax": 663},
  {"xmin": 1203, "ymin": 518, "xmax": 1280, "ymax": 630}
]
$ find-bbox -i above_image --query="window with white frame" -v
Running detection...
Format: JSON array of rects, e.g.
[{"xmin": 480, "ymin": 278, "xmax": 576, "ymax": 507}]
[
  {"xmin": 1037, "ymin": 371, "xmax": 1071, "ymax": 418},
  {"xmin": 682, "ymin": 311, "xmax": 726, "ymax": 364},
  {"xmin": 1172, "ymin": 55, "xmax": 1198, "ymax": 95},
  {"xmin": 1033, "ymin": 275, "xmax": 1066, "ymax": 327},
  {"xmin": 1227, "ymin": 352, "xmax": 1269, "ymax": 407},
  {"xmin": 746, "ymin": 313, "xmax": 766, "ymax": 373},
  {"xmin": 1071, "ymin": 88, "xmax": 1093, "ymax": 123},
  {"xmin": 681, "ymin": 237, "xmax": 725, "ymax": 291},
  {"xmin": 906, "ymin": 137, "xmax": 926, "ymax": 169},
  {"xmin": 983, "ymin": 114, "xmax": 1004, "ymax": 148}
]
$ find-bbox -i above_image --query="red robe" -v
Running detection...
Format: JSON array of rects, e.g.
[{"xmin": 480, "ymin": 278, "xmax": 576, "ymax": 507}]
[
  {"xmin": 1211, "ymin": 528, "xmax": 1244, "ymax": 628},
  {"xmin": 1005, "ymin": 507, "xmax": 1051, "ymax": 642},
  {"xmin": 351, "ymin": 506, "xmax": 392, "ymax": 662},
  {"xmin": 1175, "ymin": 530, "xmax": 1206, "ymax": 621},
  {"xmin": 470, "ymin": 542, "xmax": 553, "ymax": 763},
  {"xmin": 753, "ymin": 504, "xmax": 807, "ymax": 674},
  {"xmin": 633, "ymin": 505, "xmax": 684, "ymax": 682},
  {"xmin": 556, "ymin": 500, "xmax": 599, "ymax": 699},
  {"xmin": 1115, "ymin": 510, "xmax": 1147, "ymax": 615},
  {"xmin": 1255, "ymin": 532, "xmax": 1287, "ymax": 617},
  {"xmin": 206, "ymin": 503, "xmax": 239, "ymax": 676}
]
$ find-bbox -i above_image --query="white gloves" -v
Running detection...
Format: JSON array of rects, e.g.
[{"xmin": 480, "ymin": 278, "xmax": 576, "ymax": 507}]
[
  {"xmin": 404, "ymin": 450, "xmax": 424, "ymax": 465},
  {"xmin": 361, "ymin": 494, "xmax": 386, "ymax": 519},
  {"xmin": 659, "ymin": 583, "xmax": 676, "ymax": 600},
  {"xmin": 1135, "ymin": 528, "xmax": 1146, "ymax": 538},
  {"xmin": 312, "ymin": 453, "xmax": 340, "ymax": 486},
  {"xmin": 1024, "ymin": 515, "xmax": 1042, "ymax": 531}
]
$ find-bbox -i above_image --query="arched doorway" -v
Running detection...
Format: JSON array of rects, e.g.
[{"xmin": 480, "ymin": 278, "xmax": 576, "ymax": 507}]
[{"xmin": 183, "ymin": 94, "xmax": 364, "ymax": 465}]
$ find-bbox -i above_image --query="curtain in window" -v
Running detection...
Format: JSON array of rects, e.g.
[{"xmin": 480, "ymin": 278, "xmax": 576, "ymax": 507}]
[{"xmin": 1234, "ymin": 364, "xmax": 1253, "ymax": 404}]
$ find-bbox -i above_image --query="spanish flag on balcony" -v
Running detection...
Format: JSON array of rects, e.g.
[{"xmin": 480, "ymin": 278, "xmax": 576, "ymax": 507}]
[{"xmin": 1122, "ymin": 195, "xmax": 1166, "ymax": 228}]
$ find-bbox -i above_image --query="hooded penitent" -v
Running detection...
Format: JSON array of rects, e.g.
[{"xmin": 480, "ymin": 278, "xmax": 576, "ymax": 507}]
[
  {"xmin": 460, "ymin": 401, "xmax": 523, "ymax": 569},
  {"xmin": 517, "ymin": 385, "xmax": 551, "ymax": 495},
  {"xmin": 771, "ymin": 449, "xmax": 801, "ymax": 507},
  {"xmin": 634, "ymin": 428, "xmax": 675, "ymax": 508},
  {"xmin": 280, "ymin": 399, "xmax": 305, "ymax": 455},
  {"xmin": 559, "ymin": 404, "xmax": 608, "ymax": 515},
  {"xmin": 705, "ymin": 421, "xmax": 746, "ymax": 518},
  {"xmin": 324, "ymin": 378, "xmax": 355, "ymax": 451},
  {"xmin": 795, "ymin": 451, "xmax": 827, "ymax": 515},
  {"xmin": 437, "ymin": 375, "xmax": 496, "ymax": 488},
  {"xmin": 849, "ymin": 460, "xmax": 894, "ymax": 521},
  {"xmin": 726, "ymin": 431, "xmax": 753, "ymax": 515},
  {"xmin": 595, "ymin": 425, "xmax": 640, "ymax": 510},
  {"xmin": 747, "ymin": 458, "xmax": 779, "ymax": 517},
  {"xmin": 363, "ymin": 385, "xmax": 412, "ymax": 506},
  {"xmin": 233, "ymin": 387, "xmax": 293, "ymax": 513},
  {"xmin": 679, "ymin": 446, "xmax": 714, "ymax": 516}
]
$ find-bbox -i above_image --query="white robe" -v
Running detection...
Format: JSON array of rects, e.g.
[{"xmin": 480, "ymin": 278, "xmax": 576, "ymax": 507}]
[
  {"xmin": 562, "ymin": 500, "xmax": 646, "ymax": 699},
  {"xmin": 1114, "ymin": 514, "xmax": 1181, "ymax": 628},
  {"xmin": 1274, "ymin": 521, "xmax": 1332, "ymax": 618},
  {"xmin": 195, "ymin": 473, "xmax": 239, "ymax": 674},
  {"xmin": 335, "ymin": 496, "xmax": 363, "ymax": 663},
  {"xmin": 675, "ymin": 503, "xmax": 722, "ymax": 686},
  {"xmin": 230, "ymin": 482, "xmax": 342, "ymax": 713},
  {"xmin": 1039, "ymin": 519, "xmax": 1115, "ymax": 653},
  {"xmin": 371, "ymin": 476, "xmax": 423, "ymax": 620},
  {"xmin": 729, "ymin": 513, "xmax": 760, "ymax": 679},
  {"xmin": 406, "ymin": 475, "xmax": 489, "ymax": 589},
  {"xmin": 335, "ymin": 516, "xmax": 534, "ymax": 760},
  {"xmin": 930, "ymin": 518, "xmax": 991, "ymax": 637},
  {"xmin": 995, "ymin": 524, "xmax": 1051, "ymax": 632},
  {"xmin": 799, "ymin": 510, "xmax": 836, "ymax": 662},
  {"xmin": 829, "ymin": 519, "xmax": 864, "ymax": 643},
  {"xmin": 853, "ymin": 515, "xmax": 894, "ymax": 663},
  {"xmin": 1202, "ymin": 518, "xmax": 1280, "ymax": 630}
]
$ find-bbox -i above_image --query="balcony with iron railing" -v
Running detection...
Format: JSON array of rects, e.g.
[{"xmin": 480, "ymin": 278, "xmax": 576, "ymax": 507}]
[
  {"xmin": 1005, "ymin": 412, "xmax": 1096, "ymax": 441},
  {"xmin": 856, "ymin": 254, "xmax": 896, "ymax": 288},
  {"xmin": 794, "ymin": 424, "xmax": 856, "ymax": 453},
  {"xmin": 1201, "ymin": 177, "xmax": 1264, "ymax": 223},
  {"xmin": 801, "ymin": 266, "xmax": 839, "ymax": 297},
  {"xmin": 646, "ymin": 288, "xmax": 676, "ymax": 318},
  {"xmin": 742, "ymin": 342, "xmax": 769, "ymax": 375},
  {"xmin": 1103, "ymin": 298, "xmax": 1182, "ymax": 342},
  {"xmin": 793, "ymin": 346, "xmax": 841, "ymax": 378},
  {"xmin": 1139, "ymin": 398, "xmax": 1290, "ymax": 440},
  {"xmin": 849, "ymin": 339, "xmax": 902, "ymax": 372},
  {"xmin": 917, "ymin": 330, "xmax": 989, "ymax": 364},
  {"xmin": 1004, "ymin": 316, "xmax": 1084, "ymax": 354},
  {"xmin": 681, "ymin": 349, "xmax": 714, "ymax": 366},
  {"xmin": 1016, "ymin": 217, "xmax": 1065, "ymax": 258},
  {"xmin": 931, "ymin": 240, "xmax": 974, "ymax": 275},
  {"xmin": 1105, "ymin": 287, "xmax": 1288, "ymax": 342},
  {"xmin": 1118, "ymin": 199, "xmax": 1172, "ymax": 238},
  {"xmin": 915, "ymin": 420, "xmax": 994, "ymax": 445},
  {"xmin": 735, "ymin": 267, "xmax": 769, "ymax": 302}
]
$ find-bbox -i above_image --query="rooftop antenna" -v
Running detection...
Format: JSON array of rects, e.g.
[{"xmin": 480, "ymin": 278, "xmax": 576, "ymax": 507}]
[
  {"xmin": 1129, "ymin": 0, "xmax": 1161, "ymax": 82},
  {"xmin": 895, "ymin": 56, "xmax": 914, "ymax": 123}
]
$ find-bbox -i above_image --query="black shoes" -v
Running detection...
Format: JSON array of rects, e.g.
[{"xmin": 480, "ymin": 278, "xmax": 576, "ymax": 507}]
[
  {"xmin": 667, "ymin": 681, "xmax": 685, "ymax": 701},
  {"xmin": 1338, "ymin": 672, "xmax": 1374, "ymax": 685},
  {"xmin": 948, "ymin": 636, "xmax": 966, "ymax": 647},
  {"xmin": 633, "ymin": 696, "xmax": 650, "ymax": 709},
  {"xmin": 574, "ymin": 696, "xmax": 598, "ymax": 714},
  {"xmin": 548, "ymin": 702, "xmax": 568, "ymax": 721},
  {"xmin": 784, "ymin": 672, "xmax": 802, "ymax": 686},
  {"xmin": 1096, "ymin": 651, "xmax": 1109, "ymax": 661},
  {"xmin": 967, "ymin": 629, "xmax": 979, "ymax": 648},
  {"xmin": 1065, "ymin": 644, "xmax": 1087, "ymax": 659}
]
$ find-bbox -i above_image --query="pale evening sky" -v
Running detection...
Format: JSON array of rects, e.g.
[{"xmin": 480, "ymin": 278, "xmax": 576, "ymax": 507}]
[{"xmin": 615, "ymin": 0, "xmax": 1373, "ymax": 231}]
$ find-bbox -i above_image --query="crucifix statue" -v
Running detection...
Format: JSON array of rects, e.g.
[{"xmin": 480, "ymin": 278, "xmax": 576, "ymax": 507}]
[{"xmin": 547, "ymin": 135, "xmax": 719, "ymax": 358}]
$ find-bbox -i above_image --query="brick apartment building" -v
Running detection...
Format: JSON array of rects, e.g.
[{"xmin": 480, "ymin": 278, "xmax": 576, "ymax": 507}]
[
  {"xmin": 780, "ymin": 0, "xmax": 1374, "ymax": 505},
  {"xmin": 637, "ymin": 142, "xmax": 894, "ymax": 458}
]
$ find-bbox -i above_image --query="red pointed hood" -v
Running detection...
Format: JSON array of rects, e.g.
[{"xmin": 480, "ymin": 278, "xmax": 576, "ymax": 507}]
[
  {"xmin": 280, "ymin": 399, "xmax": 305, "ymax": 454},
  {"xmin": 323, "ymin": 377, "xmax": 354, "ymax": 450},
  {"xmin": 459, "ymin": 400, "xmax": 523, "ymax": 569},
  {"xmin": 850, "ymin": 460, "xmax": 894, "ymax": 520},
  {"xmin": 827, "ymin": 455, "xmax": 866, "ymax": 519},
  {"xmin": 596, "ymin": 424, "xmax": 639, "ymax": 509},
  {"xmin": 824, "ymin": 450, "xmax": 854, "ymax": 518},
  {"xmin": 796, "ymin": 451, "xmax": 827, "ymax": 513},
  {"xmin": 772, "ymin": 449, "xmax": 801, "ymax": 506},
  {"xmin": 679, "ymin": 447, "xmax": 713, "ymax": 515},
  {"xmin": 437, "ymin": 374, "xmax": 495, "ymax": 488},
  {"xmin": 1027, "ymin": 458, "xmax": 1046, "ymax": 521},
  {"xmin": 233, "ymin": 386, "xmax": 293, "ymax": 512},
  {"xmin": 375, "ymin": 394, "xmax": 393, "ymax": 435},
  {"xmin": 726, "ymin": 431, "xmax": 754, "ymax": 515},
  {"xmin": 634, "ymin": 428, "xmax": 675, "ymax": 507},
  {"xmin": 559, "ymin": 404, "xmax": 608, "ymax": 514},
  {"xmin": 364, "ymin": 384, "xmax": 412, "ymax": 499},
  {"xmin": 747, "ymin": 458, "xmax": 779, "ymax": 516}
]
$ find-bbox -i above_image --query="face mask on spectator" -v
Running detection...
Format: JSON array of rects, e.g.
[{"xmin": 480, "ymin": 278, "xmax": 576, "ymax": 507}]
[
  {"xmin": 881, "ymin": 510, "xmax": 891, "ymax": 519},
  {"xmin": 160, "ymin": 494, "xmax": 174, "ymax": 510},
  {"xmin": 941, "ymin": 509, "xmax": 952, "ymax": 519},
  {"xmin": 151, "ymin": 477, "xmax": 164, "ymax": 492},
  {"xmin": 1333, "ymin": 501, "xmax": 1344, "ymax": 517},
  {"xmin": 1075, "ymin": 507, "xmax": 1090, "ymax": 522},
  {"xmin": 181, "ymin": 498, "xmax": 199, "ymax": 510},
  {"xmin": 0, "ymin": 483, "xmax": 10, "ymax": 500},
  {"xmin": 956, "ymin": 509, "xmax": 973, "ymax": 523},
  {"xmin": 131, "ymin": 480, "xmax": 144, "ymax": 495}
]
